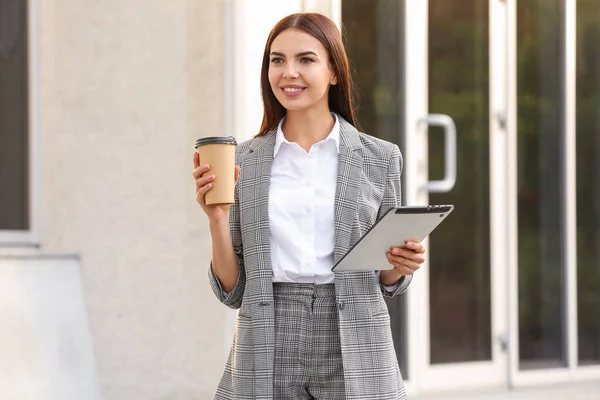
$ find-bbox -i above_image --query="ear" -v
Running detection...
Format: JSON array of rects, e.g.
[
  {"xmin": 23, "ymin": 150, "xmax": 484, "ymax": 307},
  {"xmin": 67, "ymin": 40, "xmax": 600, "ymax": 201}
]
[{"xmin": 330, "ymin": 76, "xmax": 338, "ymax": 85}]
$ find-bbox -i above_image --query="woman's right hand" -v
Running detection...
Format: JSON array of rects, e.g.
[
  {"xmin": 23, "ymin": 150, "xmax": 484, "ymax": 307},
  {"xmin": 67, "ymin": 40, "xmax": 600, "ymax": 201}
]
[{"xmin": 193, "ymin": 152, "xmax": 240, "ymax": 223}]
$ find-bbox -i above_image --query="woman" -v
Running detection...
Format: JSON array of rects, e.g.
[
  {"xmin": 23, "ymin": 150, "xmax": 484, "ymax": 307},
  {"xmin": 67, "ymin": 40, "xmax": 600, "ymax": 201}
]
[{"xmin": 193, "ymin": 13, "xmax": 425, "ymax": 400}]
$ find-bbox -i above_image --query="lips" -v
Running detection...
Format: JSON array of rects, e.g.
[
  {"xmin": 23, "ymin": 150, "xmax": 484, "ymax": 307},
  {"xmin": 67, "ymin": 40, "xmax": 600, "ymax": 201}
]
[{"xmin": 280, "ymin": 86, "xmax": 306, "ymax": 97}]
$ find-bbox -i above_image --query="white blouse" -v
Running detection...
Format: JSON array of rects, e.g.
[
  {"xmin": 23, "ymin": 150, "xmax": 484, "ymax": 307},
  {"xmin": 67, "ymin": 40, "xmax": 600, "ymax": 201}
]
[{"xmin": 268, "ymin": 115, "xmax": 340, "ymax": 284}]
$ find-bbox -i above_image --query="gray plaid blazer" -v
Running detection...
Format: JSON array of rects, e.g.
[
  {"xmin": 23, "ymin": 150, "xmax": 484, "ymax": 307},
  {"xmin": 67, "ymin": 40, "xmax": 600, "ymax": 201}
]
[{"xmin": 209, "ymin": 116, "xmax": 411, "ymax": 399}]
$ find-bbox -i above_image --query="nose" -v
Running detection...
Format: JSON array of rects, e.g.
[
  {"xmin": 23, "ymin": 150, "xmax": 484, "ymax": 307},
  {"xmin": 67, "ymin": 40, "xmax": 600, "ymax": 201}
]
[{"xmin": 283, "ymin": 62, "xmax": 299, "ymax": 79}]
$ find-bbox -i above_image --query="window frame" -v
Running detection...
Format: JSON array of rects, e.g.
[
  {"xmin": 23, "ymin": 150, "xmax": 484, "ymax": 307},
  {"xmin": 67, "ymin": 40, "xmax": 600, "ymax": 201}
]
[{"xmin": 0, "ymin": 0, "xmax": 41, "ymax": 247}]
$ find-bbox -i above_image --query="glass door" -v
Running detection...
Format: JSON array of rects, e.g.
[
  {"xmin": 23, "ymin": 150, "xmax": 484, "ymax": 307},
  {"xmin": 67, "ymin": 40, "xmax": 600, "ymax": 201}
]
[
  {"xmin": 342, "ymin": 0, "xmax": 410, "ymax": 380},
  {"xmin": 343, "ymin": 0, "xmax": 510, "ymax": 394},
  {"xmin": 342, "ymin": 0, "xmax": 600, "ymax": 394},
  {"xmin": 402, "ymin": 0, "xmax": 509, "ymax": 393}
]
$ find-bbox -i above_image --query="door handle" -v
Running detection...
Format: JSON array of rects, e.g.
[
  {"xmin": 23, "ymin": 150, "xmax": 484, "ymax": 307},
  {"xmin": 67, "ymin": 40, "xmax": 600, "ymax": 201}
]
[{"xmin": 419, "ymin": 113, "xmax": 457, "ymax": 193}]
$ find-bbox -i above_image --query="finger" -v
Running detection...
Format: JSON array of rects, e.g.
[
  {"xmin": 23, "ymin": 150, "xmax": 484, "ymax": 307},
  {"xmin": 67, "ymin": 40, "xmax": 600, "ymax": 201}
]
[
  {"xmin": 388, "ymin": 262, "xmax": 417, "ymax": 276},
  {"xmin": 192, "ymin": 164, "xmax": 211, "ymax": 180},
  {"xmin": 395, "ymin": 259, "xmax": 421, "ymax": 272},
  {"xmin": 196, "ymin": 182, "xmax": 213, "ymax": 201},
  {"xmin": 389, "ymin": 260, "xmax": 419, "ymax": 275},
  {"xmin": 411, "ymin": 254, "xmax": 426, "ymax": 264},
  {"xmin": 195, "ymin": 174, "xmax": 215, "ymax": 190},
  {"xmin": 195, "ymin": 189, "xmax": 205, "ymax": 206},
  {"xmin": 405, "ymin": 241, "xmax": 425, "ymax": 253},
  {"xmin": 234, "ymin": 165, "xmax": 241, "ymax": 184},
  {"xmin": 390, "ymin": 248, "xmax": 425, "ymax": 264},
  {"xmin": 193, "ymin": 152, "xmax": 200, "ymax": 169},
  {"xmin": 390, "ymin": 247, "xmax": 416, "ymax": 259},
  {"xmin": 405, "ymin": 241, "xmax": 426, "ymax": 253},
  {"xmin": 387, "ymin": 253, "xmax": 421, "ymax": 271}
]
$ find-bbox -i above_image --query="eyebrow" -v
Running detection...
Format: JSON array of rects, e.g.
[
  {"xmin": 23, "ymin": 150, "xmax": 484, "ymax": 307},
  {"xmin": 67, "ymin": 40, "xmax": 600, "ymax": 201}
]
[{"xmin": 269, "ymin": 51, "xmax": 319, "ymax": 58}]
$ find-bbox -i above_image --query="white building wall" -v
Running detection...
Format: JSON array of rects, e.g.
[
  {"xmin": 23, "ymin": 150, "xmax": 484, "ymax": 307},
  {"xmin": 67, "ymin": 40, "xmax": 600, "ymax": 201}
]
[
  {"xmin": 38, "ymin": 0, "xmax": 231, "ymax": 398},
  {"xmin": 0, "ymin": 1, "xmax": 343, "ymax": 399}
]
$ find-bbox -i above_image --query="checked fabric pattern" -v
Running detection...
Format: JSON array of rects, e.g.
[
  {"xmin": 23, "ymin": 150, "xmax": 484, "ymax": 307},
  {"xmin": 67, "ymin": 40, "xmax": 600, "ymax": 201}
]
[
  {"xmin": 209, "ymin": 115, "xmax": 410, "ymax": 399},
  {"xmin": 271, "ymin": 283, "xmax": 345, "ymax": 399}
]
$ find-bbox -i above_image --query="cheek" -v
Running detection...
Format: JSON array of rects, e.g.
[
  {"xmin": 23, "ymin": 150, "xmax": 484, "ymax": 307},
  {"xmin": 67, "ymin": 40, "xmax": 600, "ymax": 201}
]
[
  {"xmin": 268, "ymin": 66, "xmax": 281, "ymax": 86},
  {"xmin": 311, "ymin": 74, "xmax": 331, "ymax": 96},
  {"xmin": 308, "ymin": 69, "xmax": 332, "ymax": 89}
]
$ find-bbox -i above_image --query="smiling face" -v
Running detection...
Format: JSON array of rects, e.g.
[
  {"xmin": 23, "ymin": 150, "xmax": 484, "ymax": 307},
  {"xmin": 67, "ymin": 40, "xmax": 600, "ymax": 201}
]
[{"xmin": 268, "ymin": 28, "xmax": 337, "ymax": 114}]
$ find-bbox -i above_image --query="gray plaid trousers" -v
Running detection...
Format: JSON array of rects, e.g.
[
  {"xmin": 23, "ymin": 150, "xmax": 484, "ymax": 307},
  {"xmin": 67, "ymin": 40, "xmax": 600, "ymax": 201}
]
[{"xmin": 272, "ymin": 283, "xmax": 344, "ymax": 399}]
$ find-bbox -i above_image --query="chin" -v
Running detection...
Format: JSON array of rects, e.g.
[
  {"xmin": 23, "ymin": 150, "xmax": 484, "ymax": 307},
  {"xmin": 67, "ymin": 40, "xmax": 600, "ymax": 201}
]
[
  {"xmin": 282, "ymin": 103, "xmax": 312, "ymax": 112},
  {"xmin": 276, "ymin": 98, "xmax": 312, "ymax": 112}
]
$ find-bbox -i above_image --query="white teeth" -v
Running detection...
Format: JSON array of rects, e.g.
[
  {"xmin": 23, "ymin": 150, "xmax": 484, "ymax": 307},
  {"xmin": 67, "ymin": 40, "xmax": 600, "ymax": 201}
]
[{"xmin": 283, "ymin": 87, "xmax": 303, "ymax": 92}]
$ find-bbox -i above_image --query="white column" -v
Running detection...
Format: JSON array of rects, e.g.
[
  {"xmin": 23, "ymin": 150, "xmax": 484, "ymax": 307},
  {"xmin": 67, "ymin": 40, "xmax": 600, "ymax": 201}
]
[
  {"xmin": 302, "ymin": 0, "xmax": 342, "ymax": 28},
  {"xmin": 489, "ymin": 0, "xmax": 510, "ymax": 384},
  {"xmin": 231, "ymin": 0, "xmax": 303, "ymax": 143},
  {"xmin": 562, "ymin": 0, "xmax": 578, "ymax": 372},
  {"xmin": 506, "ymin": 0, "xmax": 520, "ymax": 388},
  {"xmin": 225, "ymin": 0, "xmax": 304, "ymax": 355},
  {"xmin": 403, "ymin": 0, "xmax": 429, "ymax": 393}
]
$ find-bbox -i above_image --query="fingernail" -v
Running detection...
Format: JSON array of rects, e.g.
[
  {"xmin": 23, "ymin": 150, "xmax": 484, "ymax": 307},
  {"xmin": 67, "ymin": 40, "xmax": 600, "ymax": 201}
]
[
  {"xmin": 393, "ymin": 248, "xmax": 400, "ymax": 255},
  {"xmin": 204, "ymin": 164, "xmax": 210, "ymax": 169},
  {"xmin": 406, "ymin": 242, "xmax": 414, "ymax": 248}
]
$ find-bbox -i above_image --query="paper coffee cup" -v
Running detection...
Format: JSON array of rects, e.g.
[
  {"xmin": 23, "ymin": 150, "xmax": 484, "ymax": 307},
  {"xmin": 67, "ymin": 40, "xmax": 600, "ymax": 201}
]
[{"xmin": 195, "ymin": 136, "xmax": 237, "ymax": 205}]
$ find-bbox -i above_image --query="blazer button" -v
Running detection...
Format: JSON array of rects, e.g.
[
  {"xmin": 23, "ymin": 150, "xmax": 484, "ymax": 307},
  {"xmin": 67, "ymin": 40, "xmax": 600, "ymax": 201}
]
[{"xmin": 337, "ymin": 301, "xmax": 345, "ymax": 311}]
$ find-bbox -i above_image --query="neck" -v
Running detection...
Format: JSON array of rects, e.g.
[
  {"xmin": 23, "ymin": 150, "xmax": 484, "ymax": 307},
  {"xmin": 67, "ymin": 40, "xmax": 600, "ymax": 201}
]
[{"xmin": 281, "ymin": 107, "xmax": 335, "ymax": 152}]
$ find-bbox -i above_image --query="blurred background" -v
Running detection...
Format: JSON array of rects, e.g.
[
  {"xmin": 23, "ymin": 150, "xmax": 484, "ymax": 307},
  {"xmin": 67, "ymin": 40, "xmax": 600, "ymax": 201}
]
[{"xmin": 0, "ymin": 0, "xmax": 599, "ymax": 399}]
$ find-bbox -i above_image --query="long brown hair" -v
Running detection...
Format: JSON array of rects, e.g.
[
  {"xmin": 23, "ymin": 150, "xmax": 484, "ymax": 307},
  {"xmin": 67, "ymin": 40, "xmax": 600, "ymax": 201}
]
[{"xmin": 256, "ymin": 13, "xmax": 357, "ymax": 136}]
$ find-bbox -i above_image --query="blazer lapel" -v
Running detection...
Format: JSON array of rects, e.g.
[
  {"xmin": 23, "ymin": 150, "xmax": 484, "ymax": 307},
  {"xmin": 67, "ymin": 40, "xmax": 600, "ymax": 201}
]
[
  {"xmin": 244, "ymin": 130, "xmax": 276, "ymax": 277},
  {"xmin": 244, "ymin": 121, "xmax": 362, "ymax": 270},
  {"xmin": 333, "ymin": 118, "xmax": 363, "ymax": 264}
]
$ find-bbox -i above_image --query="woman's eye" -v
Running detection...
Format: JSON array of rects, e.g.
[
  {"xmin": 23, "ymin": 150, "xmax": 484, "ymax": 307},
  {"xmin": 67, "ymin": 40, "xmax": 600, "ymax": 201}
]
[
  {"xmin": 300, "ymin": 57, "xmax": 315, "ymax": 64},
  {"xmin": 270, "ymin": 58, "xmax": 283, "ymax": 64}
]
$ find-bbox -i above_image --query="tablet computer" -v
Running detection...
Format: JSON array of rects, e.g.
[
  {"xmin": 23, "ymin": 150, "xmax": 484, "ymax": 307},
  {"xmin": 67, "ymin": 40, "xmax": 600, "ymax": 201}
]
[{"xmin": 331, "ymin": 204, "xmax": 454, "ymax": 272}]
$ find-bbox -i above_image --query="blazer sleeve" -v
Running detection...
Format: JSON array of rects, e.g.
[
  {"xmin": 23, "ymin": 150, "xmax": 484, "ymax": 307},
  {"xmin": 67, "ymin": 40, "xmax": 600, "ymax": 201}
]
[
  {"xmin": 207, "ymin": 163, "xmax": 246, "ymax": 310},
  {"xmin": 377, "ymin": 144, "xmax": 412, "ymax": 298}
]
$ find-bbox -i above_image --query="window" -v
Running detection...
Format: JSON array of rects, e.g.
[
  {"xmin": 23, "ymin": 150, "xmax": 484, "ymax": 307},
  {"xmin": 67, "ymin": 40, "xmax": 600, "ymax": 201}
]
[
  {"xmin": 516, "ymin": 0, "xmax": 566, "ymax": 369},
  {"xmin": 0, "ymin": 0, "xmax": 29, "ymax": 232},
  {"xmin": 342, "ymin": 0, "xmax": 408, "ymax": 377},
  {"xmin": 576, "ymin": 0, "xmax": 600, "ymax": 366}
]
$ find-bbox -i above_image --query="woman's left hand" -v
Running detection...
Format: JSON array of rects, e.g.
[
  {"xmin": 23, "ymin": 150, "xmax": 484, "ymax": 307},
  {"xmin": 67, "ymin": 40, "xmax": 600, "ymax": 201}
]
[{"xmin": 381, "ymin": 241, "xmax": 426, "ymax": 284}]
